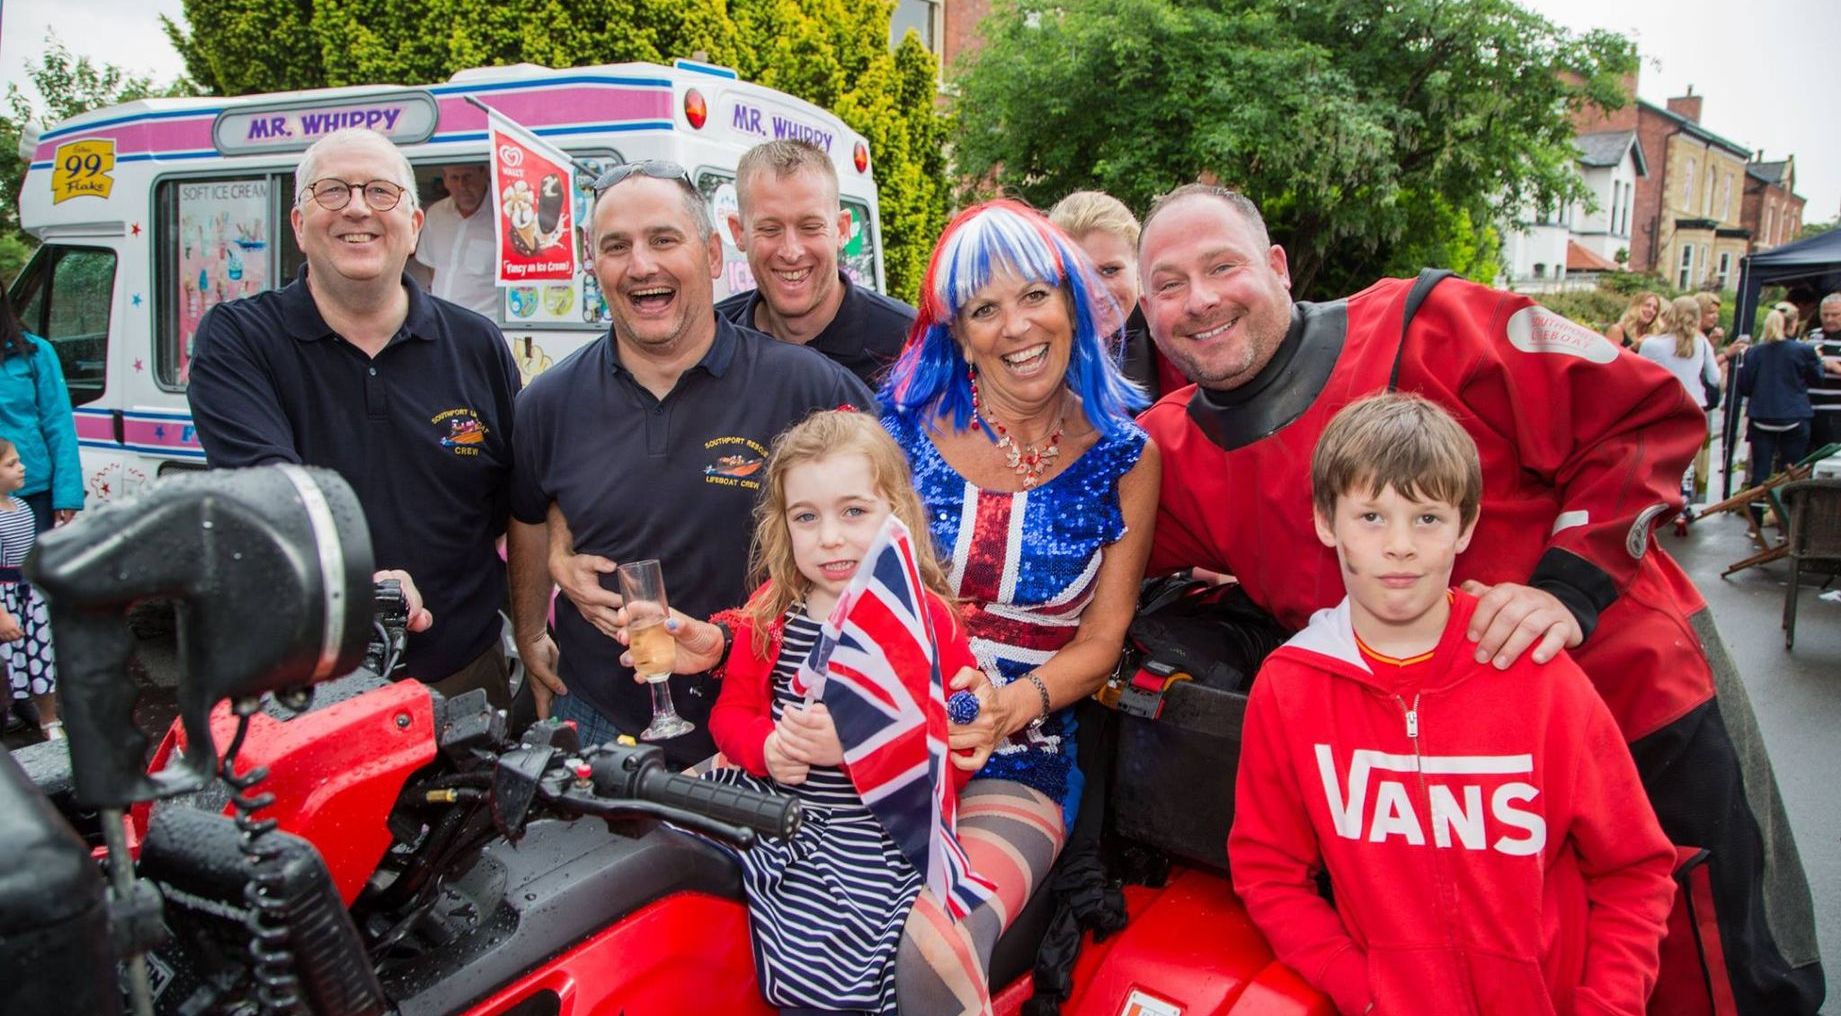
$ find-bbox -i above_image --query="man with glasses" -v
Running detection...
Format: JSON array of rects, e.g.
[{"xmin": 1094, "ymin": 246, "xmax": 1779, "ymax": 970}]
[
  {"xmin": 189, "ymin": 128, "xmax": 523, "ymax": 709},
  {"xmin": 507, "ymin": 160, "xmax": 871, "ymax": 764},
  {"xmin": 716, "ymin": 140, "xmax": 914, "ymax": 389}
]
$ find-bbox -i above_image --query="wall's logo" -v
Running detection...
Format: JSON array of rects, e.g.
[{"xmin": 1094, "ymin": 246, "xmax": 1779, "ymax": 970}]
[{"xmin": 499, "ymin": 145, "xmax": 523, "ymax": 168}]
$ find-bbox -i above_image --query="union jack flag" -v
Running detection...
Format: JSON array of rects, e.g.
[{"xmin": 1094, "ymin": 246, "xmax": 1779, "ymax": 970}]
[{"xmin": 794, "ymin": 516, "xmax": 996, "ymax": 920}]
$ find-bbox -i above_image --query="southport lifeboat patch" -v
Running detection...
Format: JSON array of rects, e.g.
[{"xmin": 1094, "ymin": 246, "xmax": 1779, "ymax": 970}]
[
  {"xmin": 434, "ymin": 408, "xmax": 489, "ymax": 456},
  {"xmin": 704, "ymin": 435, "xmax": 768, "ymax": 489}
]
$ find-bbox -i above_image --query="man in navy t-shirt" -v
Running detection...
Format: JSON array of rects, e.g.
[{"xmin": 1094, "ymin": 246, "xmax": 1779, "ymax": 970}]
[
  {"xmin": 509, "ymin": 162, "xmax": 870, "ymax": 766},
  {"xmin": 715, "ymin": 140, "xmax": 913, "ymax": 390},
  {"xmin": 189, "ymin": 128, "xmax": 522, "ymax": 707}
]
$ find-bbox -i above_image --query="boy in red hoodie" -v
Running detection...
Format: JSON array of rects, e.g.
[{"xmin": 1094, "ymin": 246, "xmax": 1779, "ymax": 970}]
[{"xmin": 1228, "ymin": 394, "xmax": 1677, "ymax": 1016}]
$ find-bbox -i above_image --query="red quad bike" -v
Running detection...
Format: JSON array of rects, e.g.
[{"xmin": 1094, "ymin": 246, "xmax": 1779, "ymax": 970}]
[{"xmin": 0, "ymin": 465, "xmax": 1329, "ymax": 1016}]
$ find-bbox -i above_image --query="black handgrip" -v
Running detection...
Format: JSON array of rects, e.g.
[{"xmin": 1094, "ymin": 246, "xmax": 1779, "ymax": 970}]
[
  {"xmin": 50, "ymin": 607, "xmax": 165, "ymax": 808},
  {"xmin": 637, "ymin": 768, "xmax": 803, "ymax": 841}
]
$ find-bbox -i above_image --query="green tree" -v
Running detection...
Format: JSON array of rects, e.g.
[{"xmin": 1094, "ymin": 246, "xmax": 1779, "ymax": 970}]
[
  {"xmin": 950, "ymin": 0, "xmax": 1635, "ymax": 298},
  {"xmin": 162, "ymin": 0, "xmax": 946, "ymax": 301},
  {"xmin": 0, "ymin": 36, "xmax": 193, "ymax": 283}
]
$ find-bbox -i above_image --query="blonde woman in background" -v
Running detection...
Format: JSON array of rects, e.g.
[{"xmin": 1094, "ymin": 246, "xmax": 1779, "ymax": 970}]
[
  {"xmin": 1048, "ymin": 190, "xmax": 1185, "ymax": 401},
  {"xmin": 1605, "ymin": 290, "xmax": 1663, "ymax": 348},
  {"xmin": 1638, "ymin": 296, "xmax": 1721, "ymax": 506}
]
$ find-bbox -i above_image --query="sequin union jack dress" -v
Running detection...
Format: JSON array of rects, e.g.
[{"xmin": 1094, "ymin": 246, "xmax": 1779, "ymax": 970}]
[{"xmin": 884, "ymin": 411, "xmax": 1147, "ymax": 826}]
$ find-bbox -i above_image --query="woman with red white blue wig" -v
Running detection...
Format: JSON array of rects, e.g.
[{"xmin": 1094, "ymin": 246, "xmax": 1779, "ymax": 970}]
[{"xmin": 879, "ymin": 199, "xmax": 1162, "ymax": 1012}]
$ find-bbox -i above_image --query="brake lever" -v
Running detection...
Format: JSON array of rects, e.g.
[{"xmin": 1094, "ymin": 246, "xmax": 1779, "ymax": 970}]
[{"xmin": 544, "ymin": 786, "xmax": 759, "ymax": 850}]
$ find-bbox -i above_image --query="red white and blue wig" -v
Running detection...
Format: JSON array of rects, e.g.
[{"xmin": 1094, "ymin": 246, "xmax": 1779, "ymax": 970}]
[{"xmin": 881, "ymin": 199, "xmax": 1146, "ymax": 438}]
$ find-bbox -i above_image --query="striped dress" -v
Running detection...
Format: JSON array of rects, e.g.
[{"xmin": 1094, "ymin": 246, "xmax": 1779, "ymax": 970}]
[
  {"xmin": 707, "ymin": 609, "xmax": 921, "ymax": 1015},
  {"xmin": 0, "ymin": 498, "xmax": 55, "ymax": 699}
]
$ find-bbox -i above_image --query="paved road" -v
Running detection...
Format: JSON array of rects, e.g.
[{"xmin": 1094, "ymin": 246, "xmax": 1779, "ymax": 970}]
[{"xmin": 1669, "ymin": 503, "xmax": 1840, "ymax": 1010}]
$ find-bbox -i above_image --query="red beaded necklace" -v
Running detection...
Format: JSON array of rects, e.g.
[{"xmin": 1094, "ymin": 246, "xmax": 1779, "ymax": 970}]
[{"xmin": 968, "ymin": 369, "xmax": 1065, "ymax": 489}]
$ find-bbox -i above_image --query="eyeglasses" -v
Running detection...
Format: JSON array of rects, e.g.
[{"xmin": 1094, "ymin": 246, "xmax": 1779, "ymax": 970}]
[
  {"xmin": 300, "ymin": 178, "xmax": 408, "ymax": 212},
  {"xmin": 591, "ymin": 160, "xmax": 693, "ymax": 193}
]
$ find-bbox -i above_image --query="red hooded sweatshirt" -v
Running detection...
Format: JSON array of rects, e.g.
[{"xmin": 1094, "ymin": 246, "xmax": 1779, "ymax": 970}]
[{"xmin": 1229, "ymin": 591, "xmax": 1675, "ymax": 1016}]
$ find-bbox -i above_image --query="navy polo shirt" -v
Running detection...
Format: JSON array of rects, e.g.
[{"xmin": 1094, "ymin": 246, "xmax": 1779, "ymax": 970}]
[
  {"xmin": 188, "ymin": 269, "xmax": 521, "ymax": 681},
  {"xmin": 716, "ymin": 271, "xmax": 915, "ymax": 389},
  {"xmin": 511, "ymin": 315, "xmax": 873, "ymax": 764}
]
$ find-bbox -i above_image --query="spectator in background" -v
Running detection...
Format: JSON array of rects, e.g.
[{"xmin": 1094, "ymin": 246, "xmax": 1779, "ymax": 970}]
[
  {"xmin": 1738, "ymin": 307, "xmax": 1839, "ymax": 488},
  {"xmin": 1807, "ymin": 292, "xmax": 1841, "ymax": 450},
  {"xmin": 1049, "ymin": 190, "xmax": 1186, "ymax": 401},
  {"xmin": 1605, "ymin": 290, "xmax": 1663, "ymax": 349},
  {"xmin": 413, "ymin": 164, "xmax": 500, "ymax": 317},
  {"xmin": 0, "ymin": 287, "xmax": 81, "ymax": 535},
  {"xmin": 1639, "ymin": 296, "xmax": 1721, "ymax": 506}
]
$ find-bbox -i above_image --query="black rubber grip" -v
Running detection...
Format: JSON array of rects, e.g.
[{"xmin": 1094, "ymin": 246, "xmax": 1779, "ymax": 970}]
[{"xmin": 637, "ymin": 769, "xmax": 802, "ymax": 840}]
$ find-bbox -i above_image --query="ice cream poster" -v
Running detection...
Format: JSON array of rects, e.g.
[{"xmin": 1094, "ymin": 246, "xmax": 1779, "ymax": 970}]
[
  {"xmin": 487, "ymin": 113, "xmax": 575, "ymax": 285},
  {"xmin": 176, "ymin": 179, "xmax": 270, "ymax": 382}
]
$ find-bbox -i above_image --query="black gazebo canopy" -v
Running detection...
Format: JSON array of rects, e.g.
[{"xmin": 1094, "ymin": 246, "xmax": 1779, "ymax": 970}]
[{"xmin": 1720, "ymin": 229, "xmax": 1841, "ymax": 496}]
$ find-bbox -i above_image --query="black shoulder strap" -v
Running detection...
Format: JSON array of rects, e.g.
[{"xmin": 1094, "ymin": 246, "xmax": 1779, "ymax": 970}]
[{"xmin": 1387, "ymin": 268, "xmax": 1454, "ymax": 391}]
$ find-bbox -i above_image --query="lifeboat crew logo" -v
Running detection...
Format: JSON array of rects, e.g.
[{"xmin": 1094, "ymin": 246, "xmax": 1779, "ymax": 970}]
[
  {"xmin": 703, "ymin": 435, "xmax": 769, "ymax": 489},
  {"xmin": 433, "ymin": 408, "xmax": 489, "ymax": 456}
]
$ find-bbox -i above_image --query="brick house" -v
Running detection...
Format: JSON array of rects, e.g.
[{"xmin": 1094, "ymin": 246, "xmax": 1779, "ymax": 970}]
[
  {"xmin": 890, "ymin": 0, "xmax": 990, "ymax": 72},
  {"xmin": 1574, "ymin": 83, "xmax": 1758, "ymax": 288},
  {"xmin": 1740, "ymin": 155, "xmax": 1805, "ymax": 252}
]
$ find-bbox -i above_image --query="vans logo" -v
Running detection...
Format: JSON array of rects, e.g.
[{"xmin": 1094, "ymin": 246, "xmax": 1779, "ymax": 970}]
[{"xmin": 1314, "ymin": 745, "xmax": 1546, "ymax": 856}]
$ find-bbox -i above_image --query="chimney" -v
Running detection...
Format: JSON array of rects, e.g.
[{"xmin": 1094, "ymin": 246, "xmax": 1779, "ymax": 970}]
[{"xmin": 1667, "ymin": 86, "xmax": 1702, "ymax": 124}]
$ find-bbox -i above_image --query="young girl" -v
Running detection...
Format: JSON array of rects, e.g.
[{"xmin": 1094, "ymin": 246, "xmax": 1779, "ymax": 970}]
[
  {"xmin": 0, "ymin": 437, "xmax": 61, "ymax": 740},
  {"xmin": 693, "ymin": 409, "xmax": 986, "ymax": 1016}
]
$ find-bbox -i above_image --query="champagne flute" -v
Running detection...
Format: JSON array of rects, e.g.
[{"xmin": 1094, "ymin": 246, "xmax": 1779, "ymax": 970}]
[{"xmin": 618, "ymin": 559, "xmax": 694, "ymax": 741}]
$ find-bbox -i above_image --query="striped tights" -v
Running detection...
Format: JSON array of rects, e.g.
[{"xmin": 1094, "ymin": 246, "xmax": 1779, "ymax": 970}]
[{"xmin": 894, "ymin": 779, "xmax": 1067, "ymax": 1015}]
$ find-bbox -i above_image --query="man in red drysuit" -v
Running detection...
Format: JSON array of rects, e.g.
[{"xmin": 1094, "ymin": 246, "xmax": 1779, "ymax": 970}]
[{"xmin": 1135, "ymin": 184, "xmax": 1822, "ymax": 1015}]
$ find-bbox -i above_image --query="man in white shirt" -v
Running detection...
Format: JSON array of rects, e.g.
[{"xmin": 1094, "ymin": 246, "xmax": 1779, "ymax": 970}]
[{"xmin": 413, "ymin": 164, "xmax": 499, "ymax": 317}]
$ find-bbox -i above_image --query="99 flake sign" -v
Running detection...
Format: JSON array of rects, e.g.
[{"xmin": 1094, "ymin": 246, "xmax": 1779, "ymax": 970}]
[{"xmin": 51, "ymin": 139, "xmax": 116, "ymax": 203}]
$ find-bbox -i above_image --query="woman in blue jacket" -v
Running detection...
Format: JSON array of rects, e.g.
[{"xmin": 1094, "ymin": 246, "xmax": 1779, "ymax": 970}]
[
  {"xmin": 0, "ymin": 286, "xmax": 83, "ymax": 534},
  {"xmin": 1737, "ymin": 306, "xmax": 1839, "ymax": 487}
]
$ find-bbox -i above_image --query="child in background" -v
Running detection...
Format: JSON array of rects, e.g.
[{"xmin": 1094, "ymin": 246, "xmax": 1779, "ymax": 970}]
[
  {"xmin": 1228, "ymin": 394, "xmax": 1676, "ymax": 1015},
  {"xmin": 676, "ymin": 409, "xmax": 987, "ymax": 1015},
  {"xmin": 0, "ymin": 437, "xmax": 61, "ymax": 740}
]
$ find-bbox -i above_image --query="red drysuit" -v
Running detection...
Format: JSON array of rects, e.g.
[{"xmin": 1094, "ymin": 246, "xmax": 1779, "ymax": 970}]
[
  {"xmin": 1142, "ymin": 275, "xmax": 1824, "ymax": 1014},
  {"xmin": 1144, "ymin": 276, "xmax": 1709, "ymax": 742},
  {"xmin": 1229, "ymin": 591, "xmax": 1676, "ymax": 1016}
]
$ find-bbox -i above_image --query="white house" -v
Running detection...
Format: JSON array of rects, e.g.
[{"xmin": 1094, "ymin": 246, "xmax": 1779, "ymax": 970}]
[{"xmin": 1500, "ymin": 129, "xmax": 1646, "ymax": 292}]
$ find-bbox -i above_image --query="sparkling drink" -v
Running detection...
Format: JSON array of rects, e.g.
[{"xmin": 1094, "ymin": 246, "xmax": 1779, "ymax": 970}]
[{"xmin": 628, "ymin": 619, "xmax": 676, "ymax": 682}]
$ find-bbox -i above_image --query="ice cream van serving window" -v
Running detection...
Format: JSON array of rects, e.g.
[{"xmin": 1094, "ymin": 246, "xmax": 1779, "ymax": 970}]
[{"xmin": 153, "ymin": 172, "xmax": 299, "ymax": 391}]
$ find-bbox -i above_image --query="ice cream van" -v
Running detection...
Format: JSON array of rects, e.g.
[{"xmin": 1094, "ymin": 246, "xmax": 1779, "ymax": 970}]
[{"xmin": 9, "ymin": 60, "xmax": 885, "ymax": 503}]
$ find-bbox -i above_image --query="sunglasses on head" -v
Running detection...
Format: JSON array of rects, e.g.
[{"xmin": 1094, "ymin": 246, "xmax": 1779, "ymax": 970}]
[{"xmin": 591, "ymin": 160, "xmax": 693, "ymax": 193}]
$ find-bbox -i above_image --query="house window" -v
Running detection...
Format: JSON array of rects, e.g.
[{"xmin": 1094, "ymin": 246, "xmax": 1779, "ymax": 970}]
[
  {"xmin": 891, "ymin": 0, "xmax": 939, "ymax": 51},
  {"xmin": 1682, "ymin": 158, "xmax": 1695, "ymax": 208},
  {"xmin": 1701, "ymin": 244, "xmax": 1711, "ymax": 284},
  {"xmin": 1533, "ymin": 263, "xmax": 1547, "ymax": 279},
  {"xmin": 1677, "ymin": 245, "xmax": 1694, "ymax": 289},
  {"xmin": 1721, "ymin": 176, "xmax": 1732, "ymax": 221},
  {"xmin": 1717, "ymin": 252, "xmax": 1732, "ymax": 288}
]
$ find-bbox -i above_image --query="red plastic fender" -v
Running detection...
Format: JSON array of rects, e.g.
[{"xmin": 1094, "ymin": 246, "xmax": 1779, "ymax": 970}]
[
  {"xmin": 1034, "ymin": 866, "xmax": 1333, "ymax": 1016},
  {"xmin": 161, "ymin": 680, "xmax": 437, "ymax": 904},
  {"xmin": 459, "ymin": 892, "xmax": 777, "ymax": 1016}
]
